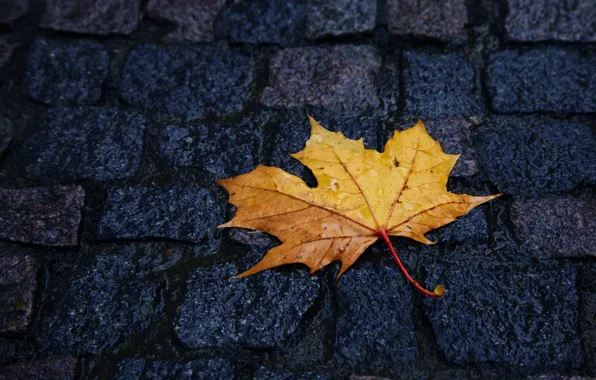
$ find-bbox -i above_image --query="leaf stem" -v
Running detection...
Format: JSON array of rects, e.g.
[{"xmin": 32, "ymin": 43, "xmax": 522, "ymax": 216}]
[{"xmin": 377, "ymin": 229, "xmax": 444, "ymax": 298}]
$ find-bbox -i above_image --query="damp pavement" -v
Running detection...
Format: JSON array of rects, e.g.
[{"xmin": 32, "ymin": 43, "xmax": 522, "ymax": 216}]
[{"xmin": 0, "ymin": 0, "xmax": 595, "ymax": 379}]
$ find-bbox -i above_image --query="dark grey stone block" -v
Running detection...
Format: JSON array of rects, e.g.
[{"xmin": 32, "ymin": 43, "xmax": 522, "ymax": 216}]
[
  {"xmin": 119, "ymin": 44, "xmax": 257, "ymax": 121},
  {"xmin": 473, "ymin": 117, "xmax": 596, "ymax": 195},
  {"xmin": 511, "ymin": 195, "xmax": 596, "ymax": 258},
  {"xmin": 505, "ymin": 0, "xmax": 596, "ymax": 42},
  {"xmin": 260, "ymin": 45, "xmax": 381, "ymax": 114},
  {"xmin": 0, "ymin": 254, "xmax": 37, "ymax": 333},
  {"xmin": 403, "ymin": 51, "xmax": 482, "ymax": 118},
  {"xmin": 488, "ymin": 47, "xmax": 596, "ymax": 113},
  {"xmin": 424, "ymin": 263, "xmax": 581, "ymax": 367},
  {"xmin": 254, "ymin": 367, "xmax": 331, "ymax": 380},
  {"xmin": 97, "ymin": 186, "xmax": 225, "ymax": 243},
  {"xmin": 0, "ymin": 37, "xmax": 18, "ymax": 69},
  {"xmin": 306, "ymin": 0, "xmax": 376, "ymax": 39},
  {"xmin": 428, "ymin": 208, "xmax": 488, "ymax": 244},
  {"xmin": 24, "ymin": 39, "xmax": 108, "ymax": 105},
  {"xmin": 174, "ymin": 263, "xmax": 320, "ymax": 349},
  {"xmin": 114, "ymin": 358, "xmax": 234, "ymax": 379},
  {"xmin": 11, "ymin": 107, "xmax": 145, "ymax": 182},
  {"xmin": 0, "ymin": 186, "xmax": 84, "ymax": 246},
  {"xmin": 0, "ymin": 116, "xmax": 11, "ymax": 157},
  {"xmin": 0, "ymin": 356, "xmax": 77, "ymax": 380},
  {"xmin": 41, "ymin": 0, "xmax": 142, "ymax": 35},
  {"xmin": 0, "ymin": 0, "xmax": 28, "ymax": 25},
  {"xmin": 36, "ymin": 243, "xmax": 183, "ymax": 355}
]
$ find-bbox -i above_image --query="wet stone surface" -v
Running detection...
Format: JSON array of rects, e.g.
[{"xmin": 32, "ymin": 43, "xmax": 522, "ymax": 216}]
[
  {"xmin": 260, "ymin": 45, "xmax": 381, "ymax": 114},
  {"xmin": 36, "ymin": 243, "xmax": 184, "ymax": 356},
  {"xmin": 0, "ymin": 254, "xmax": 37, "ymax": 333},
  {"xmin": 505, "ymin": 0, "xmax": 596, "ymax": 42},
  {"xmin": 41, "ymin": 0, "xmax": 142, "ymax": 35},
  {"xmin": 159, "ymin": 119, "xmax": 265, "ymax": 179},
  {"xmin": 580, "ymin": 264, "xmax": 596, "ymax": 375},
  {"xmin": 0, "ymin": 37, "xmax": 17, "ymax": 69},
  {"xmin": 392, "ymin": 118, "xmax": 478, "ymax": 177},
  {"xmin": 0, "ymin": 0, "xmax": 28, "ymax": 25},
  {"xmin": 0, "ymin": 336, "xmax": 34, "ymax": 366},
  {"xmin": 0, "ymin": 116, "xmax": 11, "ymax": 157},
  {"xmin": 424, "ymin": 263, "xmax": 582, "ymax": 368},
  {"xmin": 146, "ymin": 0, "xmax": 226, "ymax": 42},
  {"xmin": 488, "ymin": 47, "xmax": 596, "ymax": 113},
  {"xmin": 428, "ymin": 208, "xmax": 488, "ymax": 244},
  {"xmin": 174, "ymin": 263, "xmax": 320, "ymax": 349},
  {"xmin": 0, "ymin": 356, "xmax": 77, "ymax": 380},
  {"xmin": 473, "ymin": 117, "xmax": 596, "ymax": 195},
  {"xmin": 511, "ymin": 195, "xmax": 596, "ymax": 258},
  {"xmin": 306, "ymin": 0, "xmax": 376, "ymax": 39},
  {"xmin": 403, "ymin": 51, "xmax": 482, "ymax": 118},
  {"xmin": 0, "ymin": 186, "xmax": 84, "ymax": 246},
  {"xmin": 119, "ymin": 44, "xmax": 257, "ymax": 121},
  {"xmin": 97, "ymin": 186, "xmax": 224, "ymax": 243},
  {"xmin": 220, "ymin": 0, "xmax": 305, "ymax": 45},
  {"xmin": 387, "ymin": 0, "xmax": 467, "ymax": 41},
  {"xmin": 8, "ymin": 107, "xmax": 145, "ymax": 182},
  {"xmin": 254, "ymin": 367, "xmax": 331, "ymax": 380},
  {"xmin": 114, "ymin": 357, "xmax": 234, "ymax": 379},
  {"xmin": 24, "ymin": 39, "xmax": 109, "ymax": 106},
  {"xmin": 335, "ymin": 263, "xmax": 417, "ymax": 375},
  {"xmin": 269, "ymin": 113, "xmax": 380, "ymax": 183}
]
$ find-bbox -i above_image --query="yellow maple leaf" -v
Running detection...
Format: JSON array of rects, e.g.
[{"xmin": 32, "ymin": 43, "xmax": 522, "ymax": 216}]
[{"xmin": 217, "ymin": 117, "xmax": 500, "ymax": 297}]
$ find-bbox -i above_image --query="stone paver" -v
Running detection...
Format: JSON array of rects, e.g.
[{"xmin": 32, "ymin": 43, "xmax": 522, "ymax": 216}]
[
  {"xmin": 114, "ymin": 358, "xmax": 234, "ymax": 379},
  {"xmin": 387, "ymin": 0, "xmax": 467, "ymax": 40},
  {"xmin": 174, "ymin": 263, "xmax": 319, "ymax": 349},
  {"xmin": 36, "ymin": 243, "xmax": 183, "ymax": 355},
  {"xmin": 221, "ymin": 0, "xmax": 305, "ymax": 45},
  {"xmin": 505, "ymin": 0, "xmax": 596, "ymax": 42},
  {"xmin": 581, "ymin": 264, "xmax": 596, "ymax": 375},
  {"xmin": 261, "ymin": 45, "xmax": 381, "ymax": 114},
  {"xmin": 41, "ymin": 0, "xmax": 142, "ymax": 35},
  {"xmin": 428, "ymin": 208, "xmax": 488, "ymax": 244},
  {"xmin": 119, "ymin": 44, "xmax": 256, "ymax": 121},
  {"xmin": 159, "ymin": 119, "xmax": 264, "ymax": 179},
  {"xmin": 336, "ymin": 263, "xmax": 417, "ymax": 374},
  {"xmin": 97, "ymin": 187, "xmax": 224, "ymax": 243},
  {"xmin": 24, "ymin": 39, "xmax": 108, "ymax": 106},
  {"xmin": 9, "ymin": 107, "xmax": 145, "ymax": 182},
  {"xmin": 306, "ymin": 0, "xmax": 376, "ymax": 39},
  {"xmin": 0, "ymin": 0, "xmax": 28, "ymax": 25},
  {"xmin": 0, "ymin": 254, "xmax": 37, "ymax": 333},
  {"xmin": 488, "ymin": 47, "xmax": 596, "ymax": 113},
  {"xmin": 0, "ymin": 186, "xmax": 84, "ymax": 246},
  {"xmin": 0, "ymin": 356, "xmax": 77, "ymax": 380},
  {"xmin": 0, "ymin": 116, "xmax": 11, "ymax": 157},
  {"xmin": 424, "ymin": 263, "xmax": 581, "ymax": 367},
  {"xmin": 403, "ymin": 51, "xmax": 482, "ymax": 118},
  {"xmin": 255, "ymin": 367, "xmax": 331, "ymax": 380},
  {"xmin": 0, "ymin": 37, "xmax": 17, "ymax": 69},
  {"xmin": 146, "ymin": 0, "xmax": 226, "ymax": 42},
  {"xmin": 473, "ymin": 117, "xmax": 596, "ymax": 195},
  {"xmin": 511, "ymin": 195, "xmax": 596, "ymax": 258}
]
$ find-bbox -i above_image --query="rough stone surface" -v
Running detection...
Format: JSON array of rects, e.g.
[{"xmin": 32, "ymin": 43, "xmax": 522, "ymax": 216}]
[
  {"xmin": 97, "ymin": 186, "xmax": 224, "ymax": 243},
  {"xmin": 41, "ymin": 0, "xmax": 142, "ymax": 35},
  {"xmin": 511, "ymin": 195, "xmax": 596, "ymax": 258},
  {"xmin": 36, "ymin": 243, "xmax": 182, "ymax": 355},
  {"xmin": 473, "ymin": 117, "xmax": 596, "ymax": 195},
  {"xmin": 24, "ymin": 39, "xmax": 109, "ymax": 105},
  {"xmin": 119, "ymin": 44, "xmax": 256, "ymax": 121},
  {"xmin": 488, "ymin": 47, "xmax": 596, "ymax": 113},
  {"xmin": 424, "ymin": 263, "xmax": 581, "ymax": 367},
  {"xmin": 0, "ymin": 37, "xmax": 17, "ymax": 69},
  {"xmin": 306, "ymin": 0, "xmax": 376, "ymax": 39},
  {"xmin": 403, "ymin": 51, "xmax": 482, "ymax": 118},
  {"xmin": 387, "ymin": 0, "xmax": 467, "ymax": 40},
  {"xmin": 0, "ymin": 116, "xmax": 11, "ymax": 156},
  {"xmin": 159, "ymin": 120, "xmax": 264, "ymax": 179},
  {"xmin": 0, "ymin": 255, "xmax": 37, "ymax": 333},
  {"xmin": 146, "ymin": 0, "xmax": 226, "ymax": 42},
  {"xmin": 392, "ymin": 118, "xmax": 479, "ymax": 177},
  {"xmin": 335, "ymin": 263, "xmax": 417, "ymax": 374},
  {"xmin": 114, "ymin": 358, "xmax": 234, "ymax": 379},
  {"xmin": 254, "ymin": 367, "xmax": 331, "ymax": 380},
  {"xmin": 0, "ymin": 356, "xmax": 77, "ymax": 380},
  {"xmin": 261, "ymin": 45, "xmax": 381, "ymax": 114},
  {"xmin": 0, "ymin": 186, "xmax": 84, "ymax": 246},
  {"xmin": 581, "ymin": 264, "xmax": 596, "ymax": 375},
  {"xmin": 270, "ymin": 113, "xmax": 380, "ymax": 183},
  {"xmin": 505, "ymin": 0, "xmax": 596, "ymax": 42},
  {"xmin": 10, "ymin": 107, "xmax": 145, "ymax": 182},
  {"xmin": 174, "ymin": 263, "xmax": 320, "ymax": 349},
  {"xmin": 221, "ymin": 0, "xmax": 305, "ymax": 45},
  {"xmin": 0, "ymin": 336, "xmax": 34, "ymax": 366},
  {"xmin": 428, "ymin": 208, "xmax": 488, "ymax": 244},
  {"xmin": 0, "ymin": 0, "xmax": 28, "ymax": 25}
]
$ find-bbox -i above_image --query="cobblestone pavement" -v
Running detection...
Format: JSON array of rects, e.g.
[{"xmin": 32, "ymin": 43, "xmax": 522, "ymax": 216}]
[{"xmin": 0, "ymin": 0, "xmax": 595, "ymax": 379}]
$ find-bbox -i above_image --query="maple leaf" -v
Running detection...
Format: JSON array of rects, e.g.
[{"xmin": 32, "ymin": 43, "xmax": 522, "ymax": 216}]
[{"xmin": 217, "ymin": 117, "xmax": 500, "ymax": 297}]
